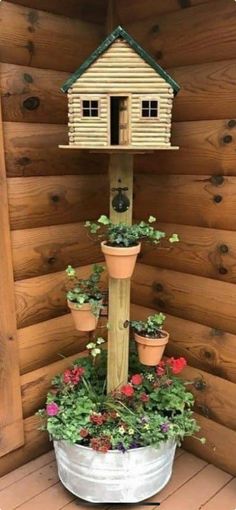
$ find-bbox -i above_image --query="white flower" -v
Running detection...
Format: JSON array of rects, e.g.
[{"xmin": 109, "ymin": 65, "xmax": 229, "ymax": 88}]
[
  {"xmin": 91, "ymin": 348, "xmax": 101, "ymax": 357},
  {"xmin": 86, "ymin": 342, "xmax": 96, "ymax": 350},
  {"xmin": 128, "ymin": 428, "xmax": 134, "ymax": 435},
  {"xmin": 97, "ymin": 337, "xmax": 105, "ymax": 345},
  {"xmin": 146, "ymin": 373, "xmax": 154, "ymax": 381},
  {"xmin": 118, "ymin": 426, "xmax": 125, "ymax": 435}
]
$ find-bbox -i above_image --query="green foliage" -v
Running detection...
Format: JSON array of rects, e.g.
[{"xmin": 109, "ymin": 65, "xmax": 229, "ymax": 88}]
[
  {"xmin": 130, "ymin": 313, "xmax": 166, "ymax": 338},
  {"xmin": 85, "ymin": 215, "xmax": 179, "ymax": 248},
  {"xmin": 65, "ymin": 264, "xmax": 104, "ymax": 317},
  {"xmin": 38, "ymin": 352, "xmax": 203, "ymax": 452}
]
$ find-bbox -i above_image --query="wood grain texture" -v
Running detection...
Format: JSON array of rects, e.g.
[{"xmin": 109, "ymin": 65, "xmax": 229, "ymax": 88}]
[
  {"xmin": 11, "ymin": 222, "xmax": 101, "ymax": 280},
  {"xmin": 18, "ymin": 313, "xmax": 107, "ymax": 375},
  {"xmin": 116, "ymin": 0, "xmax": 213, "ymax": 23},
  {"xmin": 184, "ymin": 413, "xmax": 236, "ymax": 475},
  {"xmin": 7, "ymin": 0, "xmax": 107, "ymax": 24},
  {"xmin": 0, "ymin": 64, "xmax": 68, "ymax": 124},
  {"xmin": 181, "ymin": 365, "xmax": 236, "ymax": 432},
  {"xmin": 170, "ymin": 59, "xmax": 236, "ymax": 122},
  {"xmin": 107, "ymin": 154, "xmax": 133, "ymax": 392},
  {"xmin": 131, "ymin": 263, "xmax": 236, "ymax": 335},
  {"xmin": 21, "ymin": 351, "xmax": 88, "ymax": 418},
  {"xmin": 134, "ymin": 173, "xmax": 236, "ymax": 230},
  {"xmin": 0, "ymin": 415, "xmax": 50, "ymax": 478},
  {"xmin": 3, "ymin": 122, "xmax": 108, "ymax": 176},
  {"xmin": 130, "ymin": 304, "xmax": 236, "ymax": 383},
  {"xmin": 134, "ymin": 119, "xmax": 236, "ymax": 176},
  {"xmin": 15, "ymin": 264, "xmax": 107, "ymax": 328},
  {"xmin": 0, "ymin": 100, "xmax": 24, "ymax": 457},
  {"xmin": 137, "ymin": 222, "xmax": 236, "ymax": 283},
  {"xmin": 125, "ymin": 0, "xmax": 236, "ymax": 68},
  {"xmin": 8, "ymin": 174, "xmax": 109, "ymax": 230},
  {"xmin": 0, "ymin": 2, "xmax": 104, "ymax": 72}
]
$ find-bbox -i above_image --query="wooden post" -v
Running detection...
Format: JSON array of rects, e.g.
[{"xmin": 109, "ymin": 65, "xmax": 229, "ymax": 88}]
[
  {"xmin": 0, "ymin": 99, "xmax": 24, "ymax": 456},
  {"xmin": 107, "ymin": 153, "xmax": 133, "ymax": 393}
]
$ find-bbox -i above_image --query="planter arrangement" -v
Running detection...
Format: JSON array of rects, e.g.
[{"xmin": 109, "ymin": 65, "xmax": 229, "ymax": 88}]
[
  {"xmin": 130, "ymin": 312, "xmax": 169, "ymax": 366},
  {"xmin": 65, "ymin": 264, "xmax": 104, "ymax": 331},
  {"xmin": 38, "ymin": 349, "xmax": 203, "ymax": 503},
  {"xmin": 85, "ymin": 215, "xmax": 179, "ymax": 279}
]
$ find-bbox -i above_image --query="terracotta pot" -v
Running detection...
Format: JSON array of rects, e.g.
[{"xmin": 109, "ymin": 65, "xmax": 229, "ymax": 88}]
[
  {"xmin": 134, "ymin": 330, "xmax": 169, "ymax": 366},
  {"xmin": 67, "ymin": 300, "xmax": 99, "ymax": 332},
  {"xmin": 101, "ymin": 241, "xmax": 141, "ymax": 279}
]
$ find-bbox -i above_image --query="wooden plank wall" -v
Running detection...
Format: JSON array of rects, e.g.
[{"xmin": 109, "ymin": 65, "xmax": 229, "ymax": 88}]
[
  {"xmin": 0, "ymin": 0, "xmax": 107, "ymax": 476},
  {"xmin": 116, "ymin": 0, "xmax": 236, "ymax": 474}
]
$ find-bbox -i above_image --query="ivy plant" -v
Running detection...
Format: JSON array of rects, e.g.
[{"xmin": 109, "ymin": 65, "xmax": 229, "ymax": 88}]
[
  {"xmin": 66, "ymin": 264, "xmax": 104, "ymax": 317},
  {"xmin": 130, "ymin": 313, "xmax": 166, "ymax": 338},
  {"xmin": 85, "ymin": 215, "xmax": 179, "ymax": 248}
]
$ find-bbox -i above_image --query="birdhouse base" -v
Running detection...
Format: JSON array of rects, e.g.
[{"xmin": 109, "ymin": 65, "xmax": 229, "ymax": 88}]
[{"xmin": 59, "ymin": 145, "xmax": 179, "ymax": 152}]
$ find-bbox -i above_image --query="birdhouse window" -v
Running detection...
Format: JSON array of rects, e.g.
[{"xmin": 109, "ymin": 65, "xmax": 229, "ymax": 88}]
[
  {"xmin": 141, "ymin": 99, "xmax": 159, "ymax": 118},
  {"xmin": 82, "ymin": 100, "xmax": 99, "ymax": 117}
]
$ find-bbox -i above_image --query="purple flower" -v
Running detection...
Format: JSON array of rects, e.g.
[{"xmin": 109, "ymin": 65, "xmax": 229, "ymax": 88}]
[
  {"xmin": 161, "ymin": 423, "xmax": 170, "ymax": 433},
  {"xmin": 46, "ymin": 402, "xmax": 59, "ymax": 416},
  {"xmin": 117, "ymin": 442, "xmax": 126, "ymax": 453}
]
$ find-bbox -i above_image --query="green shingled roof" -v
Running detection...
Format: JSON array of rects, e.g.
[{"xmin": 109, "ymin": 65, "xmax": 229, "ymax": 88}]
[{"xmin": 61, "ymin": 25, "xmax": 180, "ymax": 94}]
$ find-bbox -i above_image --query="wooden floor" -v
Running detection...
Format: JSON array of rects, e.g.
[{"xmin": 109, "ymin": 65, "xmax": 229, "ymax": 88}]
[{"xmin": 0, "ymin": 449, "xmax": 235, "ymax": 510}]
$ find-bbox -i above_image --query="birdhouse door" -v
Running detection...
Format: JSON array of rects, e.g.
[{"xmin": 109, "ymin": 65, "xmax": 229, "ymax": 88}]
[{"xmin": 110, "ymin": 96, "xmax": 130, "ymax": 146}]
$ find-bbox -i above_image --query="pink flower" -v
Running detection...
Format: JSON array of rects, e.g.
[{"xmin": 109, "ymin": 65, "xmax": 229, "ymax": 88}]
[
  {"xmin": 156, "ymin": 361, "xmax": 166, "ymax": 376},
  {"xmin": 46, "ymin": 402, "xmax": 59, "ymax": 416},
  {"xmin": 63, "ymin": 366, "xmax": 85, "ymax": 385},
  {"xmin": 140, "ymin": 392, "xmax": 149, "ymax": 402},
  {"xmin": 167, "ymin": 357, "xmax": 187, "ymax": 374},
  {"xmin": 131, "ymin": 374, "xmax": 143, "ymax": 386},
  {"xmin": 121, "ymin": 384, "xmax": 134, "ymax": 397}
]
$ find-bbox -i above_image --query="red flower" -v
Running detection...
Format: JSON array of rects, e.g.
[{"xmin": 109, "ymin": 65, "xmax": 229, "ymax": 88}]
[
  {"xmin": 46, "ymin": 402, "xmax": 59, "ymax": 416},
  {"xmin": 156, "ymin": 360, "xmax": 166, "ymax": 376},
  {"xmin": 90, "ymin": 436, "xmax": 111, "ymax": 453},
  {"xmin": 167, "ymin": 357, "xmax": 187, "ymax": 374},
  {"xmin": 140, "ymin": 392, "xmax": 149, "ymax": 402},
  {"xmin": 121, "ymin": 384, "xmax": 135, "ymax": 397},
  {"xmin": 80, "ymin": 428, "xmax": 89, "ymax": 438},
  {"xmin": 90, "ymin": 413, "xmax": 104, "ymax": 425},
  {"xmin": 131, "ymin": 374, "xmax": 143, "ymax": 386},
  {"xmin": 63, "ymin": 366, "xmax": 85, "ymax": 385}
]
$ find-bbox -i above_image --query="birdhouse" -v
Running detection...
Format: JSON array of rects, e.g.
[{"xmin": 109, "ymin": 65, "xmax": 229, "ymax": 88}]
[{"xmin": 61, "ymin": 26, "xmax": 180, "ymax": 150}]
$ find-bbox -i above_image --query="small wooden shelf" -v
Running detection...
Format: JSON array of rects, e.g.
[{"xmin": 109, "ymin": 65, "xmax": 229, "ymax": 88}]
[{"xmin": 59, "ymin": 145, "xmax": 179, "ymax": 152}]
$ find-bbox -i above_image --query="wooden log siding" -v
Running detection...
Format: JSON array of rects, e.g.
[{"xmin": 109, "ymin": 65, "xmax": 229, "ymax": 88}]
[
  {"xmin": 3, "ymin": 123, "xmax": 108, "ymax": 177},
  {"xmin": 124, "ymin": 0, "xmax": 236, "ymax": 68},
  {"xmin": 7, "ymin": 175, "xmax": 109, "ymax": 230},
  {"xmin": 137, "ymin": 222, "xmax": 236, "ymax": 284},
  {"xmin": 11, "ymin": 222, "xmax": 101, "ymax": 280},
  {"xmin": 7, "ymin": 0, "xmax": 107, "ymax": 24},
  {"xmin": 18, "ymin": 314, "xmax": 107, "ymax": 375},
  {"xmin": 115, "ymin": 0, "xmax": 213, "ymax": 23},
  {"xmin": 131, "ymin": 264, "xmax": 236, "ymax": 336},
  {"xmin": 0, "ymin": 2, "xmax": 104, "ymax": 73},
  {"xmin": 133, "ymin": 174, "xmax": 236, "ymax": 230}
]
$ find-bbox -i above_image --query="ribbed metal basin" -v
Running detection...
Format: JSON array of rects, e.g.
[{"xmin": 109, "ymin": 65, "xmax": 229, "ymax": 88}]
[{"xmin": 54, "ymin": 439, "xmax": 176, "ymax": 503}]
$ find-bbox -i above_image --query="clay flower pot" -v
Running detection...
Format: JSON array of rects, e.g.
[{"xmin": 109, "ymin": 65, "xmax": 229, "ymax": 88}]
[
  {"xmin": 101, "ymin": 241, "xmax": 141, "ymax": 279},
  {"xmin": 134, "ymin": 330, "xmax": 169, "ymax": 366},
  {"xmin": 67, "ymin": 300, "xmax": 99, "ymax": 332}
]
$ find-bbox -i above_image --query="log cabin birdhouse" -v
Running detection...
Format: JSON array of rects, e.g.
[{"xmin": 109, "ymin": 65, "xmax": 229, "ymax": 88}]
[{"xmin": 61, "ymin": 26, "xmax": 180, "ymax": 150}]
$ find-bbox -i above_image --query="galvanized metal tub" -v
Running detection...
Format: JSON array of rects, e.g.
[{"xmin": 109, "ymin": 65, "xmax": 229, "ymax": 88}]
[{"xmin": 54, "ymin": 439, "xmax": 176, "ymax": 503}]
